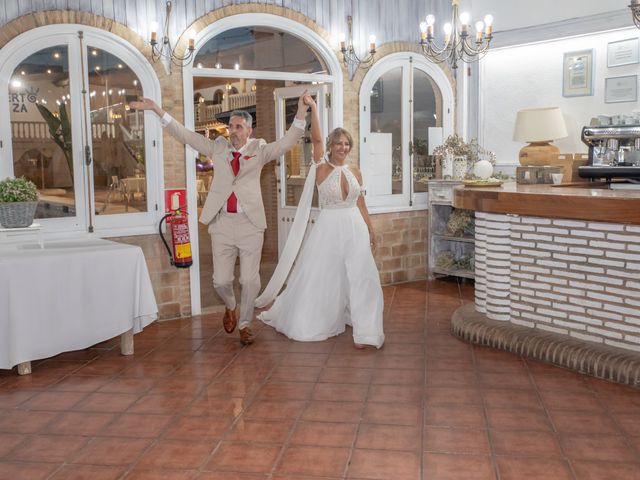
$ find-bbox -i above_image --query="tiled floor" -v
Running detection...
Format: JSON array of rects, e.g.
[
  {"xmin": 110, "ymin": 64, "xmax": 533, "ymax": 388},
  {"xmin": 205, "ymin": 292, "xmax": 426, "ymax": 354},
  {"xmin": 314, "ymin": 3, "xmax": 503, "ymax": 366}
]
[{"xmin": 1, "ymin": 279, "xmax": 639, "ymax": 479}]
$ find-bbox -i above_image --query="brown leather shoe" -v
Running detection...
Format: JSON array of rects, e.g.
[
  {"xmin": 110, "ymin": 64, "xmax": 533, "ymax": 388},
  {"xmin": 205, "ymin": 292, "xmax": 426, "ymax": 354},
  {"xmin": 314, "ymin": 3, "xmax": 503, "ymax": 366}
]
[
  {"xmin": 223, "ymin": 308, "xmax": 237, "ymax": 334},
  {"xmin": 239, "ymin": 327, "xmax": 254, "ymax": 345}
]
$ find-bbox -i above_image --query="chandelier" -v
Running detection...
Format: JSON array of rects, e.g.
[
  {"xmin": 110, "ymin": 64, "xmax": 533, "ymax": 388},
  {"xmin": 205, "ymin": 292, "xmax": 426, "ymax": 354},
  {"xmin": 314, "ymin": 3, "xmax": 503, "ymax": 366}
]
[
  {"xmin": 339, "ymin": 16, "xmax": 376, "ymax": 70},
  {"xmin": 418, "ymin": 0, "xmax": 493, "ymax": 70},
  {"xmin": 150, "ymin": 1, "xmax": 196, "ymax": 68},
  {"xmin": 630, "ymin": 0, "xmax": 640, "ymax": 28}
]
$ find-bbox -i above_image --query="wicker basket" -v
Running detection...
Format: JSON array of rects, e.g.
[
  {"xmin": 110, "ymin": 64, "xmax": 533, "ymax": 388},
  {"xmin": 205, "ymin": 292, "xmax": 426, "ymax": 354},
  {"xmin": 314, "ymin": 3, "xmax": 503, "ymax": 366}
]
[{"xmin": 0, "ymin": 201, "xmax": 38, "ymax": 228}]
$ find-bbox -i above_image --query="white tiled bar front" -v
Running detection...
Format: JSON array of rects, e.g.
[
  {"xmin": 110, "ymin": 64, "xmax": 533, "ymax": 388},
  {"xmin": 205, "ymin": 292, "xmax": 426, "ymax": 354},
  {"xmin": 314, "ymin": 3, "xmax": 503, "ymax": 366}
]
[{"xmin": 474, "ymin": 212, "xmax": 640, "ymax": 353}]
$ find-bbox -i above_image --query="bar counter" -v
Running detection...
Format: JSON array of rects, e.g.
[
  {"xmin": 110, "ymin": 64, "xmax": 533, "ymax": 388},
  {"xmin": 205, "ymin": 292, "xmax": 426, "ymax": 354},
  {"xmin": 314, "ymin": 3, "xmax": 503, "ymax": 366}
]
[
  {"xmin": 451, "ymin": 182, "xmax": 640, "ymax": 386},
  {"xmin": 453, "ymin": 182, "xmax": 640, "ymax": 225}
]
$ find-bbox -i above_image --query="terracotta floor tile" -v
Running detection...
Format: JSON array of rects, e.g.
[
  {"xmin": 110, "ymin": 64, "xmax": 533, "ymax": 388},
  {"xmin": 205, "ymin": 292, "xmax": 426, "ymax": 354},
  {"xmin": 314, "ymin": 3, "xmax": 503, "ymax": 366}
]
[
  {"xmin": 550, "ymin": 410, "xmax": 621, "ymax": 435},
  {"xmin": 0, "ymin": 462, "xmax": 58, "ymax": 480},
  {"xmin": 362, "ymin": 402, "xmax": 422, "ymax": 426},
  {"xmin": 243, "ymin": 399, "xmax": 305, "ymax": 421},
  {"xmin": 570, "ymin": 460, "xmax": 640, "ymax": 480},
  {"xmin": 74, "ymin": 392, "xmax": 139, "ymax": 413},
  {"xmin": 98, "ymin": 377, "xmax": 157, "ymax": 395},
  {"xmin": 422, "ymin": 452, "xmax": 494, "ymax": 480},
  {"xmin": 356, "ymin": 424, "xmax": 421, "ymax": 451},
  {"xmin": 137, "ymin": 439, "xmax": 214, "ymax": 469},
  {"xmin": 424, "ymin": 427, "xmax": 490, "ymax": 455},
  {"xmin": 205, "ymin": 442, "xmax": 280, "ymax": 473},
  {"xmin": 0, "ymin": 432, "xmax": 26, "ymax": 457},
  {"xmin": 289, "ymin": 421, "xmax": 357, "ymax": 447},
  {"xmin": 127, "ymin": 393, "xmax": 195, "ymax": 415},
  {"xmin": 10, "ymin": 434, "xmax": 89, "ymax": 463},
  {"xmin": 491, "ymin": 429, "xmax": 564, "ymax": 457},
  {"xmin": 301, "ymin": 400, "xmax": 364, "ymax": 423},
  {"xmin": 50, "ymin": 375, "xmax": 112, "ymax": 393},
  {"xmin": 312, "ymin": 383, "xmax": 369, "ymax": 402},
  {"xmin": 367, "ymin": 384, "xmax": 423, "ymax": 404},
  {"xmin": 371, "ymin": 368, "xmax": 423, "ymax": 385},
  {"xmin": 227, "ymin": 419, "xmax": 294, "ymax": 443},
  {"xmin": 540, "ymin": 388, "xmax": 604, "ymax": 412},
  {"xmin": 477, "ymin": 371, "xmax": 534, "ymax": 390},
  {"xmin": 49, "ymin": 464, "xmax": 126, "ymax": 480},
  {"xmin": 164, "ymin": 415, "xmax": 233, "ymax": 441},
  {"xmin": 0, "ymin": 390, "xmax": 35, "ymax": 408},
  {"xmin": 485, "ymin": 408, "xmax": 553, "ymax": 432},
  {"xmin": 481, "ymin": 388, "xmax": 544, "ymax": 411},
  {"xmin": 424, "ymin": 386, "xmax": 482, "ymax": 406},
  {"xmin": 560, "ymin": 434, "xmax": 638, "ymax": 462},
  {"xmin": 496, "ymin": 456, "xmax": 573, "ymax": 480},
  {"xmin": 348, "ymin": 448, "xmax": 420, "ymax": 480},
  {"xmin": 279, "ymin": 352, "xmax": 329, "ymax": 368},
  {"xmin": 255, "ymin": 382, "xmax": 314, "ymax": 401},
  {"xmin": 100, "ymin": 413, "xmax": 173, "ymax": 438},
  {"xmin": 326, "ymin": 353, "xmax": 377, "ymax": 369},
  {"xmin": 425, "ymin": 404, "xmax": 486, "ymax": 428},
  {"xmin": 426, "ymin": 370, "xmax": 477, "ymax": 387},
  {"xmin": 198, "ymin": 473, "xmax": 269, "ymax": 480},
  {"xmin": 318, "ymin": 367, "xmax": 373, "ymax": 384},
  {"xmin": 72, "ymin": 437, "xmax": 151, "ymax": 465},
  {"xmin": 0, "ymin": 410, "xmax": 58, "ymax": 433},
  {"xmin": 375, "ymin": 354, "xmax": 424, "ymax": 370},
  {"xmin": 276, "ymin": 445, "xmax": 350, "ymax": 477},
  {"xmin": 611, "ymin": 413, "xmax": 640, "ymax": 437},
  {"xmin": 123, "ymin": 468, "xmax": 197, "ymax": 479},
  {"xmin": 44, "ymin": 412, "xmax": 116, "ymax": 436}
]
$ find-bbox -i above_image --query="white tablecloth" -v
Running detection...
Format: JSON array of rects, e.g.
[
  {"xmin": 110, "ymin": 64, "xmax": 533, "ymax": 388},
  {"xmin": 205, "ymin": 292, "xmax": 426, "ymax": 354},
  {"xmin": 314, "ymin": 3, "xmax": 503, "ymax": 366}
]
[{"xmin": 0, "ymin": 238, "xmax": 158, "ymax": 369}]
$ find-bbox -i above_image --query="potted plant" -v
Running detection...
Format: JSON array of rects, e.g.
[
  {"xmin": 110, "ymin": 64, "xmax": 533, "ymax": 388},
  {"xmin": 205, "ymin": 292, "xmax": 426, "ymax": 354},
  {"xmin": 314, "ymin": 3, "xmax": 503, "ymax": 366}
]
[{"xmin": 0, "ymin": 177, "xmax": 39, "ymax": 228}]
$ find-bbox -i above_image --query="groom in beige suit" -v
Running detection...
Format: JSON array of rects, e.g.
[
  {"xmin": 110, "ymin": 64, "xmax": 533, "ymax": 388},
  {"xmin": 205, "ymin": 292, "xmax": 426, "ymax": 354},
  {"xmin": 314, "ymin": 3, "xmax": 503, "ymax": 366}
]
[{"xmin": 131, "ymin": 93, "xmax": 309, "ymax": 345}]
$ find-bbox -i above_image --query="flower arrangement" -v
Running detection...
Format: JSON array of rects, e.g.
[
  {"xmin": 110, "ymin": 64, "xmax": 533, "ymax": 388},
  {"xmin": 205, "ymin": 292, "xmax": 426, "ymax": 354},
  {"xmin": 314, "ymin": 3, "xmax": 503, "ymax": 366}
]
[
  {"xmin": 433, "ymin": 134, "xmax": 496, "ymax": 167},
  {"xmin": 446, "ymin": 209, "xmax": 475, "ymax": 237},
  {"xmin": 0, "ymin": 177, "xmax": 39, "ymax": 203}
]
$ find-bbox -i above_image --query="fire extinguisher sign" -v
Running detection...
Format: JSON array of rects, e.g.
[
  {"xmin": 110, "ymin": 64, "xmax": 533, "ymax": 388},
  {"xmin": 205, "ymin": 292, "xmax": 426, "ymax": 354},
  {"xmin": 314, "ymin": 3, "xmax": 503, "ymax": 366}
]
[{"xmin": 164, "ymin": 189, "xmax": 187, "ymax": 223}]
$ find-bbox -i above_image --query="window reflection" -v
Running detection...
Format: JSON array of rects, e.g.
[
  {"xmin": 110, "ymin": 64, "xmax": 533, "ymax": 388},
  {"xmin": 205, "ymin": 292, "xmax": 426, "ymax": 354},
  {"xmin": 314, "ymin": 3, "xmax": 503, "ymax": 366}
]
[
  {"xmin": 195, "ymin": 27, "xmax": 327, "ymax": 74},
  {"xmin": 412, "ymin": 68, "xmax": 442, "ymax": 192},
  {"xmin": 87, "ymin": 47, "xmax": 145, "ymax": 215},
  {"xmin": 10, "ymin": 46, "xmax": 75, "ymax": 219}
]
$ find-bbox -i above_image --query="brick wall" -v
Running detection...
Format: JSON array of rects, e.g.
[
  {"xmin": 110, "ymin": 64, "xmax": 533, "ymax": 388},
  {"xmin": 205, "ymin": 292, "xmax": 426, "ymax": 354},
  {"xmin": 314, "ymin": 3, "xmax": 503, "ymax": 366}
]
[
  {"xmin": 3, "ymin": 5, "xmax": 442, "ymax": 319},
  {"xmin": 476, "ymin": 211, "xmax": 640, "ymax": 352}
]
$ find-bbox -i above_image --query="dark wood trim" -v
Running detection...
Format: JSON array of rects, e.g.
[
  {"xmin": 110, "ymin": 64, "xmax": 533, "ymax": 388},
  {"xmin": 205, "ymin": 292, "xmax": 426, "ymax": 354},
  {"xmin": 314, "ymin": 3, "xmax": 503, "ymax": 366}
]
[{"xmin": 453, "ymin": 183, "xmax": 640, "ymax": 225}]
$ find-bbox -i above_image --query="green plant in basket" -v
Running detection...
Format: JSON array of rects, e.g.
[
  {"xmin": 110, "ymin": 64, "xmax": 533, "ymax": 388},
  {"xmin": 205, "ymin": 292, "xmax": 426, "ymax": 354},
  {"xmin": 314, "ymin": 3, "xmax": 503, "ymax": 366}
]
[
  {"xmin": 0, "ymin": 177, "xmax": 38, "ymax": 203},
  {"xmin": 0, "ymin": 177, "xmax": 39, "ymax": 228}
]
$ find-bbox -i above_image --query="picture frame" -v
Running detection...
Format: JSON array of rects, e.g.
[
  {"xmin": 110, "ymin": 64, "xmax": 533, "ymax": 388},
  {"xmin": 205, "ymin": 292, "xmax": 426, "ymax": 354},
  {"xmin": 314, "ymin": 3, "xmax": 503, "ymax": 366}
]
[
  {"xmin": 607, "ymin": 38, "xmax": 640, "ymax": 68},
  {"xmin": 562, "ymin": 49, "xmax": 594, "ymax": 97},
  {"xmin": 605, "ymin": 75, "xmax": 638, "ymax": 103}
]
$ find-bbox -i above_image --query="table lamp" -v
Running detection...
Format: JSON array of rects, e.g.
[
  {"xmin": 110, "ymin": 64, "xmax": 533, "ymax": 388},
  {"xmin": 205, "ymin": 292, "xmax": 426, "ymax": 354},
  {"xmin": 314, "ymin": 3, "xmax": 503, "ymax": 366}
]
[{"xmin": 513, "ymin": 107, "xmax": 568, "ymax": 166}]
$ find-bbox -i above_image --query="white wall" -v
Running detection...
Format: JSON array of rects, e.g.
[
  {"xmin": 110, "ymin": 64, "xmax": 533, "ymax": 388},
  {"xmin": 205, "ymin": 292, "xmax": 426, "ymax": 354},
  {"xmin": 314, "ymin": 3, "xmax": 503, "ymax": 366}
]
[
  {"xmin": 466, "ymin": 0, "xmax": 629, "ymax": 32},
  {"xmin": 480, "ymin": 27, "xmax": 640, "ymax": 166}
]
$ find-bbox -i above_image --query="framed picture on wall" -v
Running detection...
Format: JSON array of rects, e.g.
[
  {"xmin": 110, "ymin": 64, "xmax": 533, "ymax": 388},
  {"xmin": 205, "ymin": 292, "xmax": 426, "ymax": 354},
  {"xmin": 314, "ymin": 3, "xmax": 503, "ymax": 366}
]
[
  {"xmin": 562, "ymin": 49, "xmax": 594, "ymax": 97},
  {"xmin": 605, "ymin": 75, "xmax": 638, "ymax": 103},
  {"xmin": 607, "ymin": 38, "xmax": 640, "ymax": 68}
]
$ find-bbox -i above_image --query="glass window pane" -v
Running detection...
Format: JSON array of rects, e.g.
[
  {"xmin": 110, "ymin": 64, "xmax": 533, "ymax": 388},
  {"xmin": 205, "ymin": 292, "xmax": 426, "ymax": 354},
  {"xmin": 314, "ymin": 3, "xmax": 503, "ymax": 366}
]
[
  {"xmin": 283, "ymin": 94, "xmax": 318, "ymax": 208},
  {"xmin": 370, "ymin": 67, "xmax": 403, "ymax": 195},
  {"xmin": 10, "ymin": 46, "xmax": 76, "ymax": 218},
  {"xmin": 87, "ymin": 47, "xmax": 145, "ymax": 215},
  {"xmin": 195, "ymin": 27, "xmax": 327, "ymax": 74},
  {"xmin": 412, "ymin": 68, "xmax": 442, "ymax": 193}
]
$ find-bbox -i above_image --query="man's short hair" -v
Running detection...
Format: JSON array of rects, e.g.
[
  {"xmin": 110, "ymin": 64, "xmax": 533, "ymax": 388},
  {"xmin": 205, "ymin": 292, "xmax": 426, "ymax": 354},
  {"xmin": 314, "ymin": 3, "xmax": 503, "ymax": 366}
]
[{"xmin": 229, "ymin": 110, "xmax": 253, "ymax": 128}]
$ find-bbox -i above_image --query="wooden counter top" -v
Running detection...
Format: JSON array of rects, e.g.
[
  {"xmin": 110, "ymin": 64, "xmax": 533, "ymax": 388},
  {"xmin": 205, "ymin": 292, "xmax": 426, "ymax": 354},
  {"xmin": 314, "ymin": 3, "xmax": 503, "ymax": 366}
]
[{"xmin": 453, "ymin": 182, "xmax": 640, "ymax": 224}]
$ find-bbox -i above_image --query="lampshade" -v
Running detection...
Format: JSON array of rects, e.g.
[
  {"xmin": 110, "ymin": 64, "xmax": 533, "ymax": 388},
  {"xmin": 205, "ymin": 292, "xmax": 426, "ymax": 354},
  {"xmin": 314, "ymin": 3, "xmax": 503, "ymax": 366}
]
[{"xmin": 513, "ymin": 107, "xmax": 568, "ymax": 142}]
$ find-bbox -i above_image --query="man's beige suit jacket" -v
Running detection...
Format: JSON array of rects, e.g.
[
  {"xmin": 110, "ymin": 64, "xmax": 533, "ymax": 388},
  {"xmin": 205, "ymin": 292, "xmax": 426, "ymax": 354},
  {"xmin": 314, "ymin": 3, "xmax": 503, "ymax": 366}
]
[{"xmin": 164, "ymin": 120, "xmax": 304, "ymax": 229}]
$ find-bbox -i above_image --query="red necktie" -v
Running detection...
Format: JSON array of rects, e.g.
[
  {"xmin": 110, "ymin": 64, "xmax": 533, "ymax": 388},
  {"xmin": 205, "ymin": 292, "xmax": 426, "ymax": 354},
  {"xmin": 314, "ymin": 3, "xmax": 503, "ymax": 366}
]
[{"xmin": 226, "ymin": 151, "xmax": 241, "ymax": 213}]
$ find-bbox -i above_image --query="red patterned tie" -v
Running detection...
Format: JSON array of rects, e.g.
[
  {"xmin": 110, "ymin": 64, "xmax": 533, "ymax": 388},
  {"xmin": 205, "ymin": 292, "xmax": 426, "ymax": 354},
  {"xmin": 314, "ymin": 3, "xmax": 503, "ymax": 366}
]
[{"xmin": 226, "ymin": 151, "xmax": 241, "ymax": 213}]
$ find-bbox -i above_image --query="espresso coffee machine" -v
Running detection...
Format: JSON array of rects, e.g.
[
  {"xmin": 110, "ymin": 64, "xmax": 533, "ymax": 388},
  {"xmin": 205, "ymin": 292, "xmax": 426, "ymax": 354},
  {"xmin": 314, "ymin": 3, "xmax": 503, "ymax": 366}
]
[{"xmin": 579, "ymin": 125, "xmax": 640, "ymax": 181}]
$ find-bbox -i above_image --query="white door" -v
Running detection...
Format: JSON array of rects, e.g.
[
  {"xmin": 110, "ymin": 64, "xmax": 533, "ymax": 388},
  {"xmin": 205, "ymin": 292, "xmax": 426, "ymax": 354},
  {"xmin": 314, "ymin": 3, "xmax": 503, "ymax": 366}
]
[{"xmin": 274, "ymin": 84, "xmax": 328, "ymax": 255}]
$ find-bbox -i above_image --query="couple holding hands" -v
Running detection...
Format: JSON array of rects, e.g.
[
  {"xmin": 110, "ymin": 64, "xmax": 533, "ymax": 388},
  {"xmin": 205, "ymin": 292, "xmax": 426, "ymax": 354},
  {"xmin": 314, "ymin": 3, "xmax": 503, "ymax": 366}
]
[{"xmin": 130, "ymin": 91, "xmax": 384, "ymax": 349}]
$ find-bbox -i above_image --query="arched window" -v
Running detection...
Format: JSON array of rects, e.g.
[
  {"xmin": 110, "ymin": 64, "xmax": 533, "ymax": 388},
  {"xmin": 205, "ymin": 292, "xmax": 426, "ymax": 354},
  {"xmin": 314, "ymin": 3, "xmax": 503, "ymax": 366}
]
[
  {"xmin": 213, "ymin": 89, "xmax": 224, "ymax": 104},
  {"xmin": 360, "ymin": 54, "xmax": 454, "ymax": 212},
  {"xmin": 0, "ymin": 25, "xmax": 162, "ymax": 235}
]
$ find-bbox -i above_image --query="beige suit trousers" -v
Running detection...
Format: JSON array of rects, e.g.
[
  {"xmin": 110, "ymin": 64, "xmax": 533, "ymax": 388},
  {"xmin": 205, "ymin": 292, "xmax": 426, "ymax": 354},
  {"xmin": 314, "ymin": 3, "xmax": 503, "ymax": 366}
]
[{"xmin": 208, "ymin": 212, "xmax": 264, "ymax": 328}]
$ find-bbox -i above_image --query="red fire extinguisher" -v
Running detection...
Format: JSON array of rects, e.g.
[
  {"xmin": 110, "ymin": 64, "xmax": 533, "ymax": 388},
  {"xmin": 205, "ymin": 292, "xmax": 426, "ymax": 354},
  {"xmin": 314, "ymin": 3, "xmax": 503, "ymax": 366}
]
[{"xmin": 159, "ymin": 196, "xmax": 193, "ymax": 268}]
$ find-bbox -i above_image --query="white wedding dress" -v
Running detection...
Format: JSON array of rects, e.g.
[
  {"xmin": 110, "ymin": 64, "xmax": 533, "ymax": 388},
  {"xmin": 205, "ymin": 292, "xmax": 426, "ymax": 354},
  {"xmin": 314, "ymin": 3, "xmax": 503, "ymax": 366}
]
[{"xmin": 258, "ymin": 162, "xmax": 384, "ymax": 348}]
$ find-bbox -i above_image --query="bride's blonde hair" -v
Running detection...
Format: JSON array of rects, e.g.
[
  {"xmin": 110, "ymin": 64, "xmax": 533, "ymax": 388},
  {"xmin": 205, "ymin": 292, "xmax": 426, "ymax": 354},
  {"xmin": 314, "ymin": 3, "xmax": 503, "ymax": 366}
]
[{"xmin": 326, "ymin": 128, "xmax": 353, "ymax": 158}]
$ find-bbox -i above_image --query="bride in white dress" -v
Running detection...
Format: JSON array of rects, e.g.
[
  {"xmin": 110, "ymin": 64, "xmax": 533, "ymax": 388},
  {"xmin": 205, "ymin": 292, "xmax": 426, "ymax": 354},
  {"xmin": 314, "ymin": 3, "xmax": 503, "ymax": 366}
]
[{"xmin": 257, "ymin": 95, "xmax": 384, "ymax": 348}]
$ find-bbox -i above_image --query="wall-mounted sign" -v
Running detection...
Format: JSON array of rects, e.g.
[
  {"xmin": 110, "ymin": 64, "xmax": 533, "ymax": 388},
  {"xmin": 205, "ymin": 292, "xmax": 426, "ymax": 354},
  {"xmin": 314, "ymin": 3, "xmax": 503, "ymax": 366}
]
[{"xmin": 9, "ymin": 87, "xmax": 39, "ymax": 113}]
